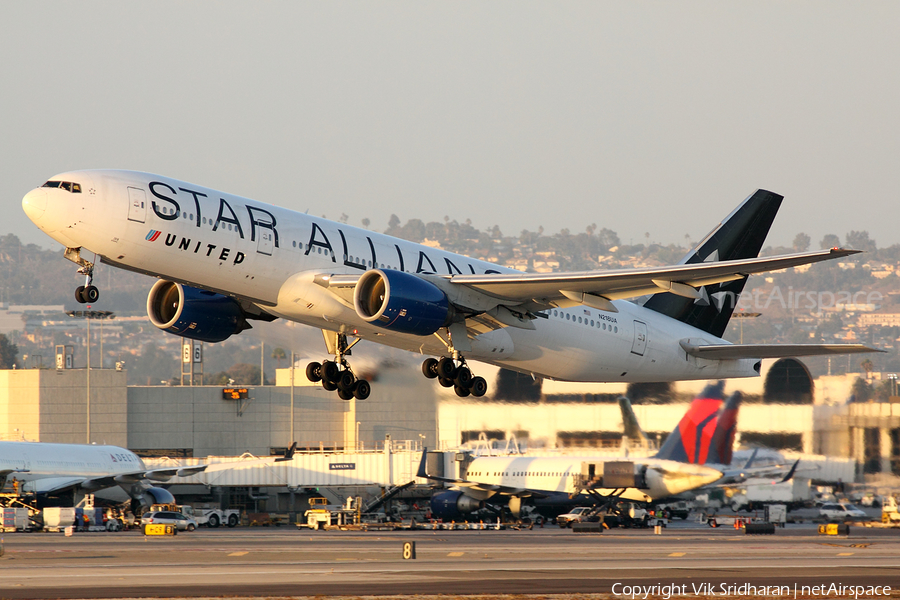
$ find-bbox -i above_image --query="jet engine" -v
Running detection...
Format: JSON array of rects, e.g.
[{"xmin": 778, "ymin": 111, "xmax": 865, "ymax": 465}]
[
  {"xmin": 147, "ymin": 280, "xmax": 250, "ymax": 343},
  {"xmin": 139, "ymin": 486, "xmax": 176, "ymax": 510},
  {"xmin": 353, "ymin": 269, "xmax": 452, "ymax": 335},
  {"xmin": 429, "ymin": 491, "xmax": 484, "ymax": 520}
]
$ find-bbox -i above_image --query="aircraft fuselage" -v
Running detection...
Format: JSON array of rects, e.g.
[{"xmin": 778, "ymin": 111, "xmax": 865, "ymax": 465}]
[{"xmin": 23, "ymin": 169, "xmax": 760, "ymax": 383}]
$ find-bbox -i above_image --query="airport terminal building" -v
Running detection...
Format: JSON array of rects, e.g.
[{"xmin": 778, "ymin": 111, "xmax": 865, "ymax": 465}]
[{"xmin": 1, "ymin": 357, "xmax": 898, "ymax": 512}]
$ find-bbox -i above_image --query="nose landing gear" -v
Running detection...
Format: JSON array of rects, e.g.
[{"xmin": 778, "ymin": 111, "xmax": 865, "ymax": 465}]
[
  {"xmin": 306, "ymin": 331, "xmax": 370, "ymax": 400},
  {"xmin": 64, "ymin": 247, "xmax": 100, "ymax": 304}
]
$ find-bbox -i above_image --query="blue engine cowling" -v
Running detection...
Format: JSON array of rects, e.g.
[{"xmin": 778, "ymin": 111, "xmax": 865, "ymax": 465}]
[
  {"xmin": 143, "ymin": 486, "xmax": 175, "ymax": 505},
  {"xmin": 147, "ymin": 280, "xmax": 249, "ymax": 343},
  {"xmin": 353, "ymin": 269, "xmax": 452, "ymax": 335},
  {"xmin": 430, "ymin": 491, "xmax": 484, "ymax": 520}
]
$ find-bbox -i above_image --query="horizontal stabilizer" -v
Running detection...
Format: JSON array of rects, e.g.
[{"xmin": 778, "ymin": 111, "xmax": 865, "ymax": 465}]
[{"xmin": 680, "ymin": 341, "xmax": 883, "ymax": 360}]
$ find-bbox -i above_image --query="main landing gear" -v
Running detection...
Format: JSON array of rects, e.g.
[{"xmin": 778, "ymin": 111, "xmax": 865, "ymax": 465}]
[
  {"xmin": 306, "ymin": 331, "xmax": 370, "ymax": 400},
  {"xmin": 65, "ymin": 247, "xmax": 100, "ymax": 304},
  {"xmin": 421, "ymin": 356, "xmax": 487, "ymax": 398}
]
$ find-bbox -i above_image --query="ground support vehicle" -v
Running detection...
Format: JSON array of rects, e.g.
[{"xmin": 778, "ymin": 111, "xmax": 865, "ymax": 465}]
[
  {"xmin": 300, "ymin": 497, "xmax": 377, "ymax": 530},
  {"xmin": 882, "ymin": 497, "xmax": 900, "ymax": 526},
  {"xmin": 556, "ymin": 507, "xmax": 596, "ymax": 528},
  {"xmin": 1, "ymin": 507, "xmax": 31, "ymax": 532},
  {"xmin": 150, "ymin": 503, "xmax": 239, "ymax": 528},
  {"xmin": 818, "ymin": 502, "xmax": 867, "ymax": 521},
  {"xmin": 727, "ymin": 478, "xmax": 811, "ymax": 512},
  {"xmin": 141, "ymin": 510, "xmax": 198, "ymax": 531},
  {"xmin": 655, "ymin": 500, "xmax": 693, "ymax": 520},
  {"xmin": 860, "ymin": 496, "xmax": 900, "ymax": 528},
  {"xmin": 765, "ymin": 504, "xmax": 787, "ymax": 527}
]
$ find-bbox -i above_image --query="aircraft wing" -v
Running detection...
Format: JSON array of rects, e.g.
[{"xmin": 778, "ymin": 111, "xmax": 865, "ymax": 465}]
[
  {"xmin": 446, "ymin": 248, "xmax": 859, "ymax": 308},
  {"xmin": 143, "ymin": 465, "xmax": 208, "ymax": 481},
  {"xmin": 680, "ymin": 341, "xmax": 883, "ymax": 360},
  {"xmin": 24, "ymin": 477, "xmax": 88, "ymax": 495}
]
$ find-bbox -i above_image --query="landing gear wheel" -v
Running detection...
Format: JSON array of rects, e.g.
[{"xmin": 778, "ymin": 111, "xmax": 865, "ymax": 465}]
[
  {"xmin": 438, "ymin": 377, "xmax": 454, "ymax": 388},
  {"xmin": 84, "ymin": 285, "xmax": 99, "ymax": 303},
  {"xmin": 437, "ymin": 357, "xmax": 457, "ymax": 380},
  {"xmin": 470, "ymin": 376, "xmax": 488, "ymax": 397},
  {"xmin": 454, "ymin": 384, "xmax": 471, "ymax": 397},
  {"xmin": 422, "ymin": 358, "xmax": 439, "ymax": 379},
  {"xmin": 322, "ymin": 360, "xmax": 340, "ymax": 384},
  {"xmin": 353, "ymin": 380, "xmax": 371, "ymax": 400},
  {"xmin": 337, "ymin": 387, "xmax": 354, "ymax": 401},
  {"xmin": 306, "ymin": 362, "xmax": 322, "ymax": 383},
  {"xmin": 75, "ymin": 286, "xmax": 87, "ymax": 304},
  {"xmin": 338, "ymin": 370, "xmax": 356, "ymax": 391},
  {"xmin": 322, "ymin": 378, "xmax": 337, "ymax": 391},
  {"xmin": 454, "ymin": 367, "xmax": 472, "ymax": 388}
]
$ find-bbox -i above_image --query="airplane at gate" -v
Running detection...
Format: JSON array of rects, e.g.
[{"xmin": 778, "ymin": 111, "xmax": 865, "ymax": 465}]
[
  {"xmin": 418, "ymin": 388, "xmax": 743, "ymax": 518},
  {"xmin": 22, "ymin": 170, "xmax": 880, "ymax": 400},
  {"xmin": 0, "ymin": 440, "xmax": 206, "ymax": 507}
]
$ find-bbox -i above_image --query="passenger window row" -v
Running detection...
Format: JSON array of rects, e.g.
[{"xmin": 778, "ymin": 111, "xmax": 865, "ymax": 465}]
[{"xmin": 550, "ymin": 309, "xmax": 618, "ymax": 333}]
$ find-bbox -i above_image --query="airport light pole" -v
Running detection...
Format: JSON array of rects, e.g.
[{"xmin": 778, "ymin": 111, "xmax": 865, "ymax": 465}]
[
  {"xmin": 731, "ymin": 311, "xmax": 761, "ymax": 345},
  {"xmin": 290, "ymin": 351, "xmax": 294, "ymax": 445},
  {"xmin": 66, "ymin": 309, "xmax": 115, "ymax": 444}
]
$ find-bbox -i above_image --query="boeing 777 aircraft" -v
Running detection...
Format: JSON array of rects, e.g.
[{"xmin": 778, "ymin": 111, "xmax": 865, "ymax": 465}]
[
  {"xmin": 0, "ymin": 440, "xmax": 206, "ymax": 507},
  {"xmin": 22, "ymin": 170, "xmax": 879, "ymax": 399}
]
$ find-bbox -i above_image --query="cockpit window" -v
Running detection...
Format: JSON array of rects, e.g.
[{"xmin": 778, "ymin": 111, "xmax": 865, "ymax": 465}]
[{"xmin": 42, "ymin": 180, "xmax": 82, "ymax": 193}]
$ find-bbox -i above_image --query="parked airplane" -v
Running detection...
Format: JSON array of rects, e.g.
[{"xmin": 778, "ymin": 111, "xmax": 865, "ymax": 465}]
[
  {"xmin": 628, "ymin": 382, "xmax": 801, "ymax": 484},
  {"xmin": 0, "ymin": 440, "xmax": 206, "ymax": 507},
  {"xmin": 419, "ymin": 389, "xmax": 750, "ymax": 518},
  {"xmin": 22, "ymin": 171, "xmax": 879, "ymax": 400}
]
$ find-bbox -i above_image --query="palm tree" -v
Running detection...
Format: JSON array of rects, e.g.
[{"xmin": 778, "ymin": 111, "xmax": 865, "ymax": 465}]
[
  {"xmin": 861, "ymin": 358, "xmax": 874, "ymax": 379},
  {"xmin": 271, "ymin": 347, "xmax": 287, "ymax": 369}
]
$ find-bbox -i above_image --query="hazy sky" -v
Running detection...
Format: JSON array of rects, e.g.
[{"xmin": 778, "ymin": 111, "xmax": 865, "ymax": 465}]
[{"xmin": 4, "ymin": 2, "xmax": 899, "ymax": 251}]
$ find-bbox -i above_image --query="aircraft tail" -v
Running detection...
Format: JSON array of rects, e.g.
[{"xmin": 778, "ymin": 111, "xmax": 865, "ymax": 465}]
[
  {"xmin": 655, "ymin": 381, "xmax": 743, "ymax": 465},
  {"xmin": 618, "ymin": 396, "xmax": 650, "ymax": 446},
  {"xmin": 643, "ymin": 189, "xmax": 783, "ymax": 337}
]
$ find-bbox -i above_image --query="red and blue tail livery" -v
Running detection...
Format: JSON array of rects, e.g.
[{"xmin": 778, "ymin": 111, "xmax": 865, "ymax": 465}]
[{"xmin": 655, "ymin": 381, "xmax": 742, "ymax": 466}]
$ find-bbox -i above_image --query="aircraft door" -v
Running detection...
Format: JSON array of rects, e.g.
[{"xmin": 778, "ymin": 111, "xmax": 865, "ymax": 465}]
[
  {"xmin": 127, "ymin": 187, "xmax": 146, "ymax": 223},
  {"xmin": 631, "ymin": 321, "xmax": 648, "ymax": 356},
  {"xmin": 257, "ymin": 228, "xmax": 274, "ymax": 255}
]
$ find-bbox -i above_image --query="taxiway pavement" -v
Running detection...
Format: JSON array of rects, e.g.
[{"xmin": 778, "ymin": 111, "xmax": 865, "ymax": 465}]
[{"xmin": 1, "ymin": 522, "xmax": 899, "ymax": 599}]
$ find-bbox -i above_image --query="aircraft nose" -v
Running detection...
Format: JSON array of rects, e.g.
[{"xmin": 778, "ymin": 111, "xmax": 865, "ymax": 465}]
[{"xmin": 22, "ymin": 188, "xmax": 47, "ymax": 222}]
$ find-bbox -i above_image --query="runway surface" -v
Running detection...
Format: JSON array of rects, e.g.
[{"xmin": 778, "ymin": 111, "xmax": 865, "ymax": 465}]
[{"xmin": 1, "ymin": 522, "xmax": 899, "ymax": 599}]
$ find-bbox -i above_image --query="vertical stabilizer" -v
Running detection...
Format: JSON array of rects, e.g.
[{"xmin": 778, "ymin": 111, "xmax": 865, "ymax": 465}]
[
  {"xmin": 655, "ymin": 381, "xmax": 726, "ymax": 464},
  {"xmin": 618, "ymin": 396, "xmax": 651, "ymax": 447},
  {"xmin": 707, "ymin": 391, "xmax": 742, "ymax": 466},
  {"xmin": 643, "ymin": 190, "xmax": 783, "ymax": 337}
]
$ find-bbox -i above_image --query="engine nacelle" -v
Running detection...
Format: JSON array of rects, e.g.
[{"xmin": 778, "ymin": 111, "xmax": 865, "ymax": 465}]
[
  {"xmin": 353, "ymin": 269, "xmax": 452, "ymax": 335},
  {"xmin": 147, "ymin": 280, "xmax": 249, "ymax": 343},
  {"xmin": 140, "ymin": 486, "xmax": 175, "ymax": 509},
  {"xmin": 430, "ymin": 491, "xmax": 484, "ymax": 520}
]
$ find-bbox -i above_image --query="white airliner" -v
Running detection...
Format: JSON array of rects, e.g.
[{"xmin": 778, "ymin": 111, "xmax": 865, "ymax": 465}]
[
  {"xmin": 423, "ymin": 453, "xmax": 724, "ymax": 519},
  {"xmin": 419, "ymin": 385, "xmax": 742, "ymax": 519},
  {"xmin": 0, "ymin": 441, "xmax": 205, "ymax": 506},
  {"xmin": 22, "ymin": 170, "xmax": 878, "ymax": 399}
]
